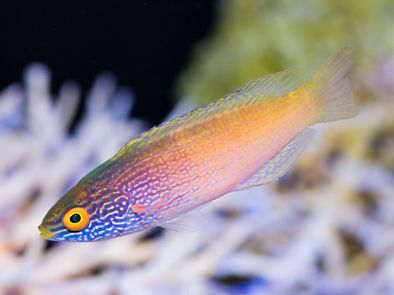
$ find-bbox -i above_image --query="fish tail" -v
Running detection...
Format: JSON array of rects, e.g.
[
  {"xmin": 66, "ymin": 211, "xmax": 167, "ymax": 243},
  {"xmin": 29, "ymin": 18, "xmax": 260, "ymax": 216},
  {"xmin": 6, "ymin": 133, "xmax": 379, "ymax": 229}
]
[{"xmin": 305, "ymin": 48, "xmax": 358, "ymax": 122}]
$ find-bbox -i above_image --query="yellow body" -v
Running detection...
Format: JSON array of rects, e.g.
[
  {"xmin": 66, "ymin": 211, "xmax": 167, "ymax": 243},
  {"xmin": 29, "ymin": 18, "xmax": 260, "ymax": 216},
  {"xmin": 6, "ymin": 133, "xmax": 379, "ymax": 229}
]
[{"xmin": 131, "ymin": 87, "xmax": 315, "ymax": 216}]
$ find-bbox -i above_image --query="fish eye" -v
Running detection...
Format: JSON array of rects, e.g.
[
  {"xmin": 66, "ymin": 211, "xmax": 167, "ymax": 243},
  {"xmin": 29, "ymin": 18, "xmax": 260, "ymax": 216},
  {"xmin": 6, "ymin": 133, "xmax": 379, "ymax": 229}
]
[{"xmin": 62, "ymin": 207, "xmax": 90, "ymax": 231}]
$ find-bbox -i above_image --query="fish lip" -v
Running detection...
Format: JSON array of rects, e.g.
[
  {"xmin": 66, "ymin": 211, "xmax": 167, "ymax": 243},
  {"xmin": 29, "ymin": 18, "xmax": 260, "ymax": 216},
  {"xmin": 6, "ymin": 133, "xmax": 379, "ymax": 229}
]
[{"xmin": 38, "ymin": 224, "xmax": 55, "ymax": 239}]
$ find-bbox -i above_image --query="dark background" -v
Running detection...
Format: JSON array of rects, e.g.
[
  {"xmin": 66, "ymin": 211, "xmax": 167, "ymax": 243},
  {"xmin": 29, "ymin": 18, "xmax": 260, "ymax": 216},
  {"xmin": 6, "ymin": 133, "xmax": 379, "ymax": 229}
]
[{"xmin": 0, "ymin": 1, "xmax": 216, "ymax": 125}]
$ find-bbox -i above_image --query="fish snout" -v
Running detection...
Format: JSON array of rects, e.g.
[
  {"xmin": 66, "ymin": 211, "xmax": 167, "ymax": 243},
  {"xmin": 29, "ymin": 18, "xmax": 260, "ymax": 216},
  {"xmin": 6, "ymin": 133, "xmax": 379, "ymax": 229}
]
[{"xmin": 38, "ymin": 224, "xmax": 55, "ymax": 239}]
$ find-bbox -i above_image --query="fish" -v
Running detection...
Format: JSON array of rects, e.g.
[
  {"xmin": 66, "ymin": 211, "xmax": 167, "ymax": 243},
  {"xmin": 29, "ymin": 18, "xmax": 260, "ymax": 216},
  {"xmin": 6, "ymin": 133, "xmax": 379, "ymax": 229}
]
[{"xmin": 39, "ymin": 48, "xmax": 357, "ymax": 242}]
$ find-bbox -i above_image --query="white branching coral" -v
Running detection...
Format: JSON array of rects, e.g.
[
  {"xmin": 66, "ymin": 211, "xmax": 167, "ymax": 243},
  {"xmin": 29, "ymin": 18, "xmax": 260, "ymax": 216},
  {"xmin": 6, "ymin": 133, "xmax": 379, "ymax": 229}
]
[{"xmin": 0, "ymin": 63, "xmax": 394, "ymax": 294}]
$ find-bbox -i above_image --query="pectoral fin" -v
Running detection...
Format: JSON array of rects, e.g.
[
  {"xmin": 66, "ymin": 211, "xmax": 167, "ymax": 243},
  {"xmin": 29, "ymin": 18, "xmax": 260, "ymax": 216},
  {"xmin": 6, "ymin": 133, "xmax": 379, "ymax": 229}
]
[{"xmin": 235, "ymin": 128, "xmax": 314, "ymax": 191}]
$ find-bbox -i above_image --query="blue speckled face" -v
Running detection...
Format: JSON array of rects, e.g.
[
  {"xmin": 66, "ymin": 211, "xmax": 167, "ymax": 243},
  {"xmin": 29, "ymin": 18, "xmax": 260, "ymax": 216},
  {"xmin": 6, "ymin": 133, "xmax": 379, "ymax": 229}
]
[{"xmin": 38, "ymin": 184, "xmax": 156, "ymax": 242}]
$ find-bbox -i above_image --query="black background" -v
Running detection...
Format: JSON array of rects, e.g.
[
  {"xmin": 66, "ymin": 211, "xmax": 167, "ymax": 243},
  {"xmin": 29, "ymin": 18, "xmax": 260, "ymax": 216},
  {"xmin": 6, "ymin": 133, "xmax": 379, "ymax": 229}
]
[{"xmin": 0, "ymin": 1, "xmax": 216, "ymax": 125}]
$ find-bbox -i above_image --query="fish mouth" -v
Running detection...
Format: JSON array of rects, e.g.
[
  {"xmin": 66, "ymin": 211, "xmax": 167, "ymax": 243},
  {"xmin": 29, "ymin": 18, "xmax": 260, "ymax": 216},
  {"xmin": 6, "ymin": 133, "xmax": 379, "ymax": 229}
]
[{"xmin": 38, "ymin": 224, "xmax": 56, "ymax": 239}]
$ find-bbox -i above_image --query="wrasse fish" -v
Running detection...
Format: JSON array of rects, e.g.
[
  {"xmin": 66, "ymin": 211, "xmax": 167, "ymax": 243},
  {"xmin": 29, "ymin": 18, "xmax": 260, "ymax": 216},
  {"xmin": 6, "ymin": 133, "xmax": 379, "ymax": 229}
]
[{"xmin": 39, "ymin": 49, "xmax": 357, "ymax": 242}]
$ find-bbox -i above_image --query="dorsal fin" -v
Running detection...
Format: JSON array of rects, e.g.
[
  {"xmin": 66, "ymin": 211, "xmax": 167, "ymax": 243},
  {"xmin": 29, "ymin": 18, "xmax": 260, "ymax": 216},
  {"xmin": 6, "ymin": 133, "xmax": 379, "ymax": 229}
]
[{"xmin": 114, "ymin": 69, "xmax": 304, "ymax": 158}]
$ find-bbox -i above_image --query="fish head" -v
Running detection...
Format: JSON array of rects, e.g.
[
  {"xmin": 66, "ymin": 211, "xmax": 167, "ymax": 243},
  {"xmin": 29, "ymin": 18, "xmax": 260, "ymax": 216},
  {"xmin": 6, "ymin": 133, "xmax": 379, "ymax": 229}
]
[{"xmin": 38, "ymin": 182, "xmax": 146, "ymax": 242}]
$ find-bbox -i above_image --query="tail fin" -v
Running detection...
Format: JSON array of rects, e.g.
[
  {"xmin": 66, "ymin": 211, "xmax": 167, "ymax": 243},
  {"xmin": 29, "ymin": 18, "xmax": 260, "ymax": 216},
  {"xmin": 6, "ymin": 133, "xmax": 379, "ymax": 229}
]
[{"xmin": 307, "ymin": 48, "xmax": 358, "ymax": 122}]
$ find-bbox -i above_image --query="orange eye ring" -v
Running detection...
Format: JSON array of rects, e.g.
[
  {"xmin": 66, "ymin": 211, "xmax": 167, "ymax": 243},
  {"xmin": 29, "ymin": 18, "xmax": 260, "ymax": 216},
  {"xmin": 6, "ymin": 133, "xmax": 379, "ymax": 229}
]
[{"xmin": 62, "ymin": 207, "xmax": 90, "ymax": 231}]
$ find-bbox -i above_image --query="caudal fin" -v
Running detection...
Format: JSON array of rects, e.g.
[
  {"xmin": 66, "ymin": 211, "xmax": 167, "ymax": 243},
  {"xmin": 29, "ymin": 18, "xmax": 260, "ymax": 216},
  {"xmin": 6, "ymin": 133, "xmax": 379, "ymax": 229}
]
[{"xmin": 307, "ymin": 48, "xmax": 358, "ymax": 122}]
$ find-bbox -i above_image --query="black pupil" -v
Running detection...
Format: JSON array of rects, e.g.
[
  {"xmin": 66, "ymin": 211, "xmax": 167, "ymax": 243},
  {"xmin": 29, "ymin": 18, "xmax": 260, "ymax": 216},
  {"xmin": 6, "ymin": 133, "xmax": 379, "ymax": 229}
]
[{"xmin": 70, "ymin": 213, "xmax": 81, "ymax": 223}]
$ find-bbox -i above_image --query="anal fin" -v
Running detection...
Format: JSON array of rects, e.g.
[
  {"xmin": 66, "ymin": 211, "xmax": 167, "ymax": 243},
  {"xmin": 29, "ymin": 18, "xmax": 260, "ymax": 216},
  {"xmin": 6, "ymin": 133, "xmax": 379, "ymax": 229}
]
[{"xmin": 235, "ymin": 128, "xmax": 314, "ymax": 191}]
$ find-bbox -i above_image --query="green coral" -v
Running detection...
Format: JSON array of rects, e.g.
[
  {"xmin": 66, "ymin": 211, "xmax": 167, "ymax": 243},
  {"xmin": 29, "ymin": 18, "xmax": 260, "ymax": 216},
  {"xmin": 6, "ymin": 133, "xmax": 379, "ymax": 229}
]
[{"xmin": 176, "ymin": 0, "xmax": 394, "ymax": 104}]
